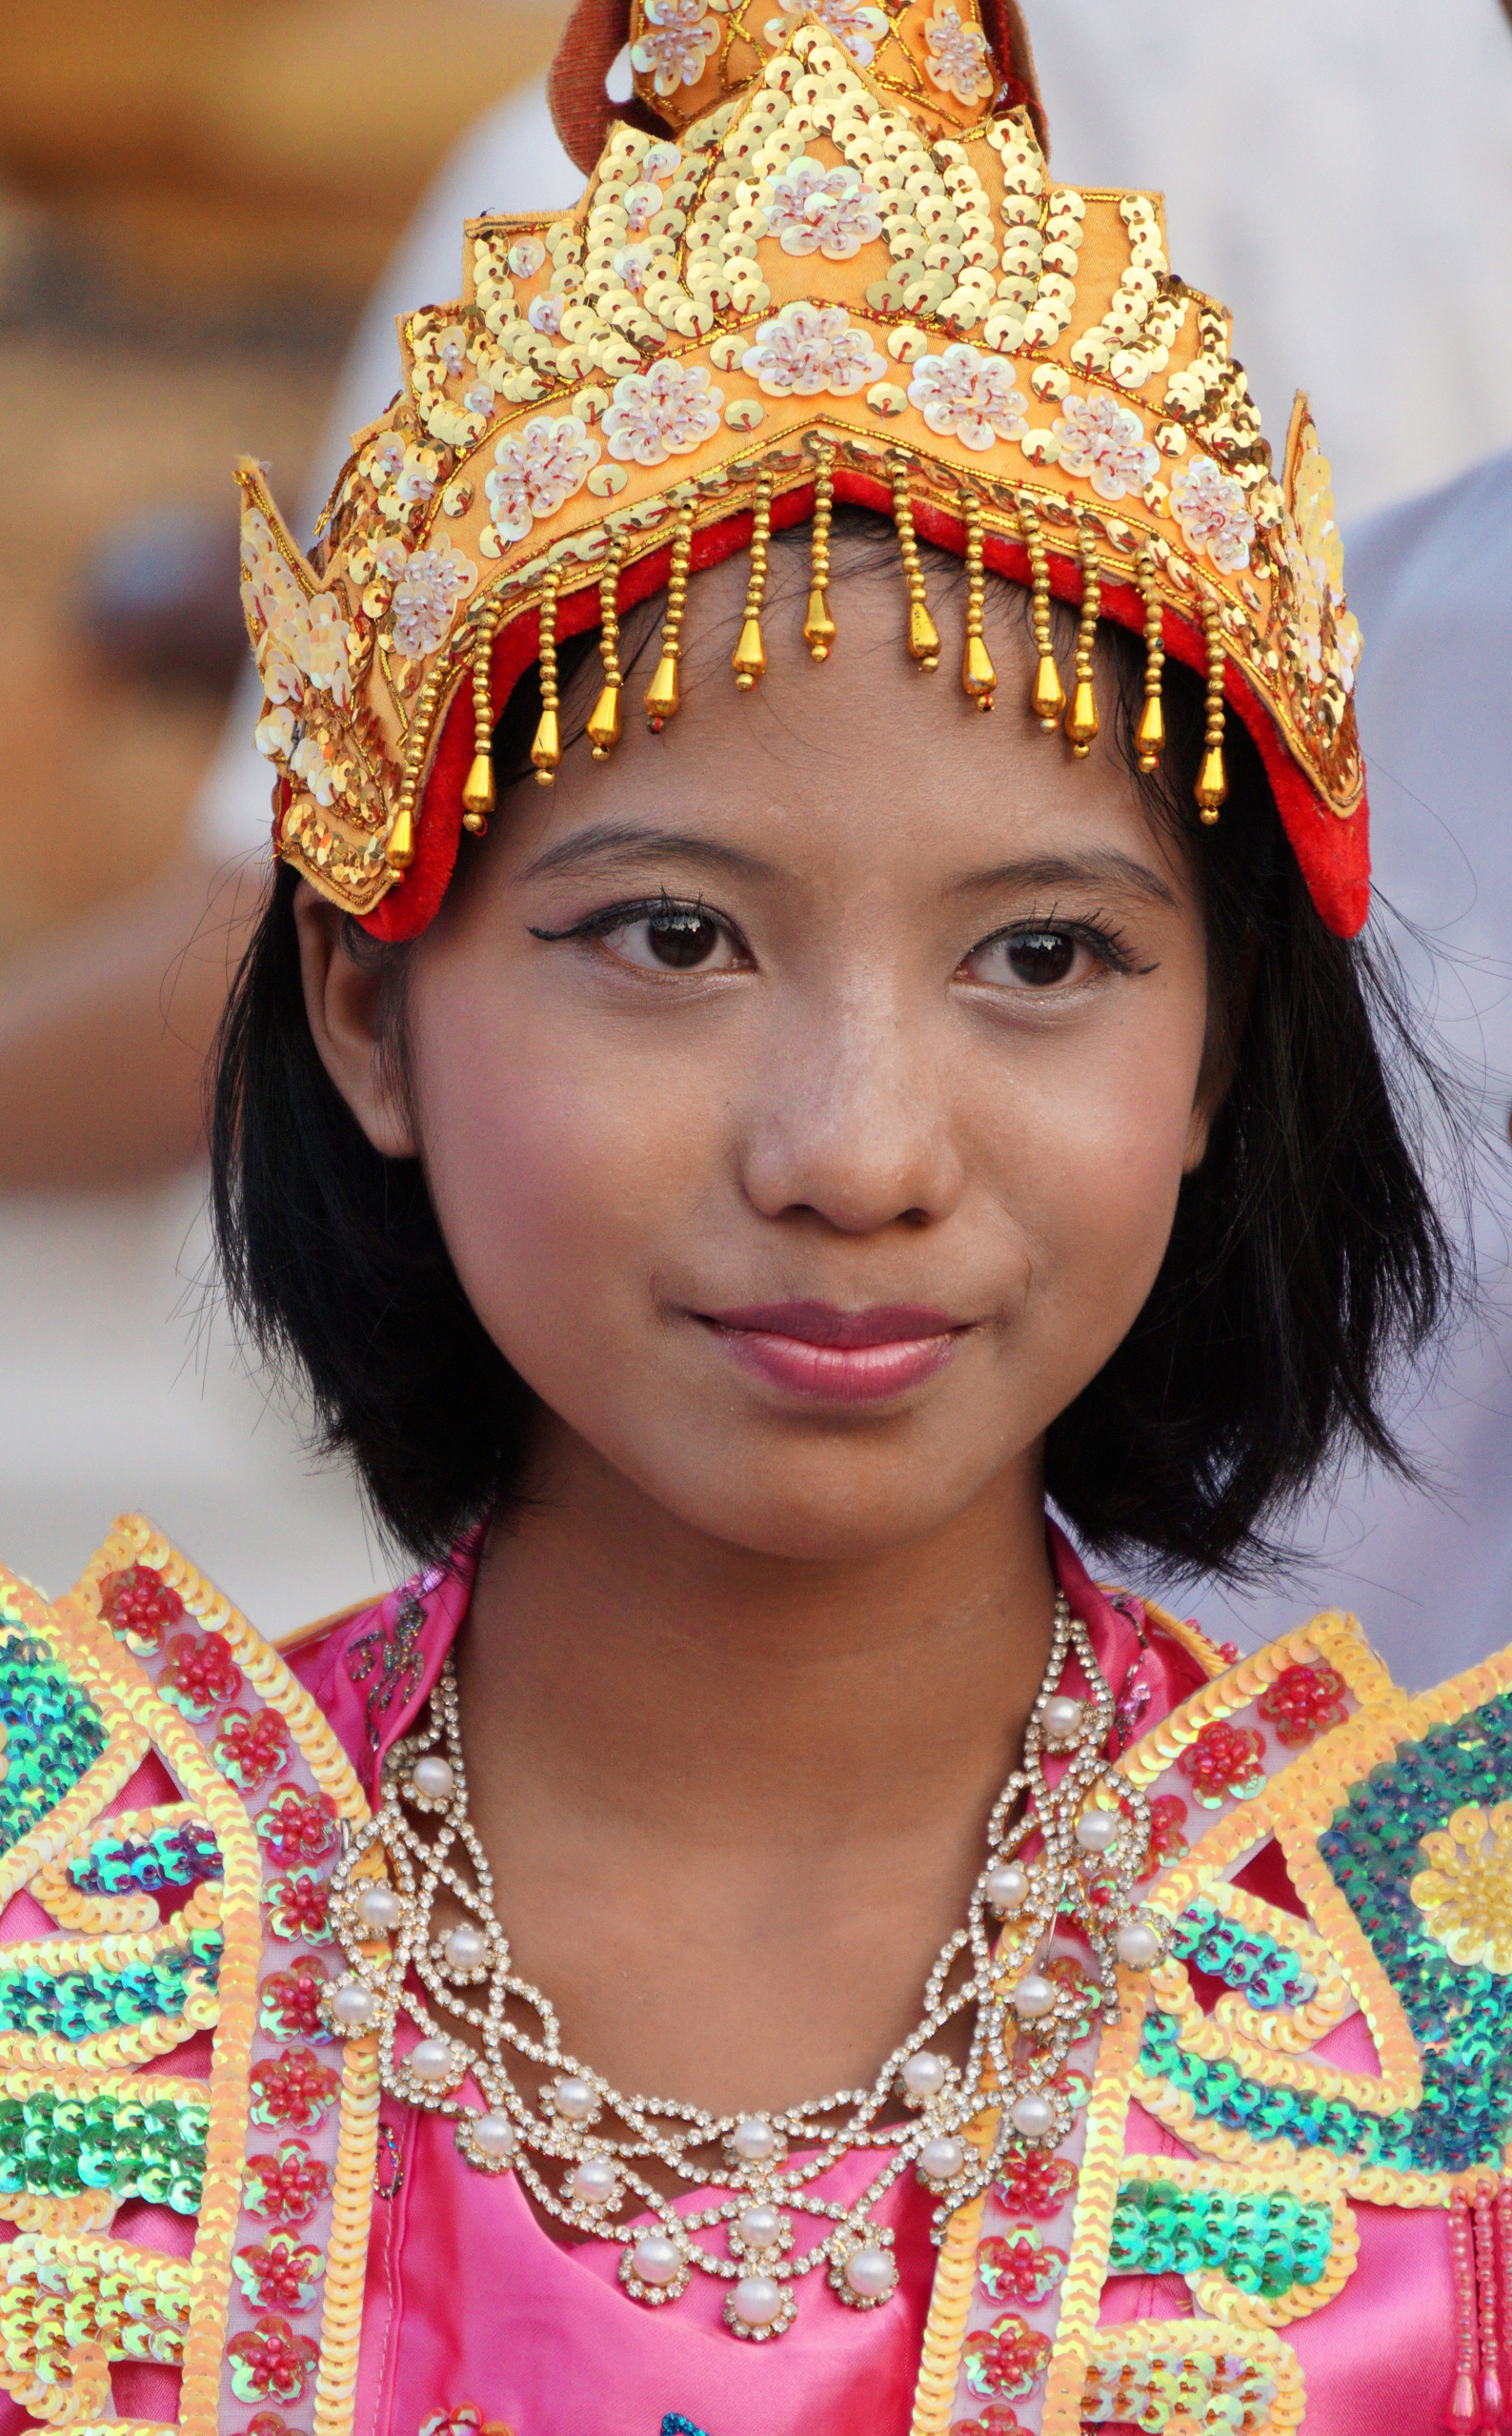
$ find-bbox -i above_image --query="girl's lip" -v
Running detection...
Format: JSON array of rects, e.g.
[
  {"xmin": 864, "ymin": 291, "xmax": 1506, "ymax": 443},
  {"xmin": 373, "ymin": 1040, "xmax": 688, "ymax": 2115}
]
[{"xmin": 695, "ymin": 1302, "xmax": 964, "ymax": 1405}]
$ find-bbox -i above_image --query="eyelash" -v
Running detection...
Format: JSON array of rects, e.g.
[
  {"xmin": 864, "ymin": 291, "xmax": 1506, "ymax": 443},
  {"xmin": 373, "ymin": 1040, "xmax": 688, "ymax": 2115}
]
[{"xmin": 529, "ymin": 896, "xmax": 1145, "ymax": 976}]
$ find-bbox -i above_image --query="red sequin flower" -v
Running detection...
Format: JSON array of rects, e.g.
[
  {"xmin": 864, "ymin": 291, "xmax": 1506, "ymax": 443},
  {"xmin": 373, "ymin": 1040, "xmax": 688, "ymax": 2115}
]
[
  {"xmin": 159, "ymin": 1627, "xmax": 244, "ymax": 1720},
  {"xmin": 245, "ymin": 2137, "xmax": 332, "ymax": 2227},
  {"xmin": 227, "ymin": 2315, "xmax": 319, "ymax": 2406},
  {"xmin": 1177, "ymin": 1718, "xmax": 1267, "ymax": 1810},
  {"xmin": 250, "ymin": 2046, "xmax": 341, "ymax": 2131},
  {"xmin": 214, "ymin": 1706, "xmax": 294, "ymax": 1792},
  {"xmin": 237, "ymin": 2418, "xmax": 301, "ymax": 2436},
  {"xmin": 265, "ymin": 1869, "xmax": 331, "ymax": 1942},
  {"xmin": 98, "ymin": 1562, "xmax": 184, "ymax": 1655},
  {"xmin": 956, "ymin": 2413, "xmax": 1026, "ymax": 2436},
  {"xmin": 962, "ymin": 2310, "xmax": 1052, "ymax": 2402},
  {"xmin": 994, "ymin": 2141, "xmax": 1078, "ymax": 2223},
  {"xmin": 259, "ymin": 1959, "xmax": 333, "ymax": 2043},
  {"xmin": 234, "ymin": 2234, "xmax": 326, "ymax": 2312},
  {"xmin": 1138, "ymin": 1793, "xmax": 1190, "ymax": 1881},
  {"xmin": 1044, "ymin": 1954, "xmax": 1099, "ymax": 2040},
  {"xmin": 977, "ymin": 2227, "xmax": 1067, "ymax": 2306},
  {"xmin": 1257, "ymin": 1660, "xmax": 1348, "ymax": 1748},
  {"xmin": 419, "ymin": 2410, "xmax": 514, "ymax": 2436},
  {"xmin": 257, "ymin": 1786, "xmax": 340, "ymax": 1869}
]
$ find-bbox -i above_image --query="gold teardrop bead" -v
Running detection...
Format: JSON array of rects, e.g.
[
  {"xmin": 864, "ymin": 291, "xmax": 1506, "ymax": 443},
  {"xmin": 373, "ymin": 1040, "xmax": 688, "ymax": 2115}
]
[
  {"xmin": 1030, "ymin": 651, "xmax": 1066, "ymax": 730},
  {"xmin": 1064, "ymin": 677, "xmax": 1099, "ymax": 757},
  {"xmin": 531, "ymin": 705, "xmax": 560, "ymax": 786},
  {"xmin": 643, "ymin": 652, "xmax": 681, "ymax": 731},
  {"xmin": 1196, "ymin": 743, "xmax": 1228, "ymax": 823},
  {"xmin": 586, "ymin": 680, "xmax": 623, "ymax": 761},
  {"xmin": 462, "ymin": 751, "xmax": 495, "ymax": 819},
  {"xmin": 385, "ymin": 803, "xmax": 416, "ymax": 871},
  {"xmin": 962, "ymin": 633, "xmax": 997, "ymax": 710},
  {"xmin": 1135, "ymin": 693, "xmax": 1165, "ymax": 772},
  {"xmin": 732, "ymin": 615, "xmax": 767, "ymax": 692},
  {"xmin": 803, "ymin": 584, "xmax": 837, "ymax": 661},
  {"xmin": 908, "ymin": 599, "xmax": 941, "ymax": 669}
]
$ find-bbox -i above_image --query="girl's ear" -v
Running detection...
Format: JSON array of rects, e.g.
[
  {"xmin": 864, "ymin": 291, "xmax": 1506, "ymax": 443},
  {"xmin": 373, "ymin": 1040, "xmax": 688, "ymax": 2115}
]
[{"xmin": 292, "ymin": 882, "xmax": 417, "ymax": 1160}]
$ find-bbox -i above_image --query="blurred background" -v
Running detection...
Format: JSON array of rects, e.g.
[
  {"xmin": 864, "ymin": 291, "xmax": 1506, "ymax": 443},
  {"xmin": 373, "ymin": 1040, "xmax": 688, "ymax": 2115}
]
[{"xmin": 1, "ymin": 0, "xmax": 1511, "ymax": 1648}]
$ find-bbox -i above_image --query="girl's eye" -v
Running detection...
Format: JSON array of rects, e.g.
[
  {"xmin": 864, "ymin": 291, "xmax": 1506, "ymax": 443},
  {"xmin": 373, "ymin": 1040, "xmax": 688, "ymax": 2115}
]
[
  {"xmin": 964, "ymin": 929, "xmax": 1095, "ymax": 990},
  {"xmin": 600, "ymin": 908, "xmax": 741, "ymax": 973}
]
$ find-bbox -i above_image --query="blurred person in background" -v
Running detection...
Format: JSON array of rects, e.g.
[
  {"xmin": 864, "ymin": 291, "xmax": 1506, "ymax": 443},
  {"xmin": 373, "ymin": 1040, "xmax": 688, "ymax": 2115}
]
[{"xmin": 2, "ymin": 0, "xmax": 1512, "ymax": 1683}]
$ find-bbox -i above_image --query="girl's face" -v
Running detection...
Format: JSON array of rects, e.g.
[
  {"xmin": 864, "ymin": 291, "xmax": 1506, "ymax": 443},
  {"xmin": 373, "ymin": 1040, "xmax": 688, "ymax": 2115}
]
[{"xmin": 304, "ymin": 546, "xmax": 1218, "ymax": 1562}]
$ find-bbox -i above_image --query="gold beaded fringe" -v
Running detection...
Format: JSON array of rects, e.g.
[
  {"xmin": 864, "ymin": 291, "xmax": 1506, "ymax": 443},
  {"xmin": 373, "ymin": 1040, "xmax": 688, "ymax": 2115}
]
[
  {"xmin": 586, "ymin": 539, "xmax": 626, "ymax": 761},
  {"xmin": 960, "ymin": 494, "xmax": 996, "ymax": 713},
  {"xmin": 1064, "ymin": 516, "xmax": 1100, "ymax": 758},
  {"xmin": 890, "ymin": 457, "xmax": 940, "ymax": 670},
  {"xmin": 531, "ymin": 565, "xmax": 562, "ymax": 786},
  {"xmin": 1018, "ymin": 494, "xmax": 1065, "ymax": 732},
  {"xmin": 804, "ymin": 442, "xmax": 837, "ymax": 661},
  {"xmin": 387, "ymin": 663, "xmax": 443, "ymax": 869},
  {"xmin": 461, "ymin": 597, "xmax": 503, "ymax": 833},
  {"xmin": 644, "ymin": 502, "xmax": 695, "ymax": 729},
  {"xmin": 1196, "ymin": 596, "xmax": 1228, "ymax": 822},
  {"xmin": 1135, "ymin": 547, "xmax": 1166, "ymax": 775},
  {"xmin": 733, "ymin": 468, "xmax": 774, "ymax": 691}
]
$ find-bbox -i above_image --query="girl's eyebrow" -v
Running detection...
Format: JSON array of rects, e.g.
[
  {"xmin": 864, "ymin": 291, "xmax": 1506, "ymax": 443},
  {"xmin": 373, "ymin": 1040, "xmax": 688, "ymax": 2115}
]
[
  {"xmin": 521, "ymin": 822, "xmax": 781, "ymax": 884},
  {"xmin": 948, "ymin": 851, "xmax": 1178, "ymax": 908}
]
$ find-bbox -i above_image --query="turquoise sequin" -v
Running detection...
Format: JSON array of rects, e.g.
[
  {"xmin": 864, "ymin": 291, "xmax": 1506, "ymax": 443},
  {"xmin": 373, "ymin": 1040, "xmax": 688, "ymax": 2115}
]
[
  {"xmin": 0, "ymin": 1929, "xmax": 222, "ymax": 2042},
  {"xmin": 70, "ymin": 1820, "xmax": 222, "ymax": 1898},
  {"xmin": 1169, "ymin": 1901, "xmax": 1319, "ymax": 2010},
  {"xmin": 1108, "ymin": 2176, "xmax": 1332, "ymax": 2296},
  {"xmin": 0, "ymin": 2087, "xmax": 207, "ymax": 2212},
  {"xmin": 0, "ymin": 1626, "xmax": 107, "ymax": 1858}
]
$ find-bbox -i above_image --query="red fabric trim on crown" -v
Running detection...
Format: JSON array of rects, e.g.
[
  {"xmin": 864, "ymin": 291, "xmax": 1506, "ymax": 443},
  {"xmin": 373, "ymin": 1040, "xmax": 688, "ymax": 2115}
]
[{"xmin": 361, "ymin": 477, "xmax": 1369, "ymax": 944}]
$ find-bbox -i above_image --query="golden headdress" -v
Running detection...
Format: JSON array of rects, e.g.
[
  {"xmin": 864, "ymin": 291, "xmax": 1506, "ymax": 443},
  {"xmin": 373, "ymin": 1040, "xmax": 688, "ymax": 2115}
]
[{"xmin": 237, "ymin": 0, "xmax": 1369, "ymax": 941}]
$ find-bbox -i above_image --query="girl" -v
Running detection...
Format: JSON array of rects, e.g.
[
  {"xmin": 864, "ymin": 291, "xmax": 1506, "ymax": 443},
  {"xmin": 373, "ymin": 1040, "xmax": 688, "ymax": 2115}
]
[{"xmin": 0, "ymin": 5, "xmax": 1505, "ymax": 2434}]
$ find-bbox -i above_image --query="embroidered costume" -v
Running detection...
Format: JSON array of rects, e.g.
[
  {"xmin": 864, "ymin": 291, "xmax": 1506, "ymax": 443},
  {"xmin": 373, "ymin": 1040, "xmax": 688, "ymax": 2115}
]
[{"xmin": 0, "ymin": 1522, "xmax": 1506, "ymax": 2433}]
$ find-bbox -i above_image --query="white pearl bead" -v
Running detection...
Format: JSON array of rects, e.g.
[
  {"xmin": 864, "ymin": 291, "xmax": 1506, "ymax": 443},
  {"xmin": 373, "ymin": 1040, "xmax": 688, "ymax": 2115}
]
[
  {"xmin": 918, "ymin": 2135, "xmax": 965, "ymax": 2184},
  {"xmin": 1011, "ymin": 2090, "xmax": 1055, "ymax": 2138},
  {"xmin": 737, "ymin": 2204, "xmax": 781, "ymax": 2250},
  {"xmin": 552, "ymin": 2075, "xmax": 596, "ymax": 2121},
  {"xmin": 412, "ymin": 1755, "xmax": 455, "ymax": 1801},
  {"xmin": 569, "ymin": 2155, "xmax": 617, "ymax": 2204},
  {"xmin": 632, "ymin": 2234, "xmax": 683, "ymax": 2286},
  {"xmin": 332, "ymin": 1981, "xmax": 375, "ymax": 2030},
  {"xmin": 1075, "ymin": 1810, "xmax": 1119, "ymax": 1854},
  {"xmin": 410, "ymin": 2037, "xmax": 455, "ymax": 2083},
  {"xmin": 443, "ymin": 1924, "xmax": 489, "ymax": 1972},
  {"xmin": 730, "ymin": 2117, "xmax": 778, "ymax": 2163},
  {"xmin": 356, "ymin": 1883, "xmax": 401, "ymax": 1932},
  {"xmin": 844, "ymin": 2244, "xmax": 897, "ymax": 2301},
  {"xmin": 474, "ymin": 2111, "xmax": 516, "ymax": 2159},
  {"xmin": 1116, "ymin": 1919, "xmax": 1161, "ymax": 1968},
  {"xmin": 1013, "ymin": 1973, "xmax": 1056, "ymax": 2020},
  {"xmin": 901, "ymin": 2051, "xmax": 948, "ymax": 2100},
  {"xmin": 1042, "ymin": 1695, "xmax": 1085, "ymax": 1745},
  {"xmin": 985, "ymin": 1863, "xmax": 1030, "ymax": 1916},
  {"xmin": 731, "ymin": 2274, "xmax": 783, "ymax": 2327}
]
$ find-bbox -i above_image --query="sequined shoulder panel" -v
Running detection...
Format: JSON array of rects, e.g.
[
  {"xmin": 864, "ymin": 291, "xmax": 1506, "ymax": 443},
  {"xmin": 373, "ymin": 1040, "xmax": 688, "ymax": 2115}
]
[
  {"xmin": 0, "ymin": 1514, "xmax": 378, "ymax": 2435},
  {"xmin": 914, "ymin": 1612, "xmax": 1512, "ymax": 2434}
]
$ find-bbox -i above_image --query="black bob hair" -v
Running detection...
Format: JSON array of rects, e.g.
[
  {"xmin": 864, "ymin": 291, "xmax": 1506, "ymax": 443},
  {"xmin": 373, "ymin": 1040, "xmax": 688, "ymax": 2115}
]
[{"xmin": 211, "ymin": 507, "xmax": 1457, "ymax": 1582}]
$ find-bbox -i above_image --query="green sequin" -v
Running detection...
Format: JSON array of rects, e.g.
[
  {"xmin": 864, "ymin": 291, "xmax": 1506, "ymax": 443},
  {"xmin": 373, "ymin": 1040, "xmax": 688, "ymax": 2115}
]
[
  {"xmin": 69, "ymin": 1820, "xmax": 222, "ymax": 1899},
  {"xmin": 1108, "ymin": 2176, "xmax": 1332, "ymax": 2297},
  {"xmin": 0, "ymin": 1930, "xmax": 222, "ymax": 2043},
  {"xmin": 0, "ymin": 2088, "xmax": 208, "ymax": 2213},
  {"xmin": 1169, "ymin": 1901, "xmax": 1319, "ymax": 2010},
  {"xmin": 0, "ymin": 1629, "xmax": 108, "ymax": 1859}
]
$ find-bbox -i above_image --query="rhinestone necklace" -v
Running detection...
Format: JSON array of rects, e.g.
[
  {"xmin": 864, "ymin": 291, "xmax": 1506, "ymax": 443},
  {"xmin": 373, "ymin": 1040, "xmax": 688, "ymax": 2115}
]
[{"xmin": 326, "ymin": 1589, "xmax": 1162, "ymax": 2340}]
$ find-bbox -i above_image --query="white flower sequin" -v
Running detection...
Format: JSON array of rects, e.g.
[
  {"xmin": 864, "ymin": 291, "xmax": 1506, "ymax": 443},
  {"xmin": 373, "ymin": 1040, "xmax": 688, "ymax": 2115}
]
[
  {"xmin": 764, "ymin": 160, "xmax": 884, "ymax": 261},
  {"xmin": 907, "ymin": 344, "xmax": 1027, "ymax": 450},
  {"xmin": 528, "ymin": 294, "xmax": 564, "ymax": 335},
  {"xmin": 603, "ymin": 361, "xmax": 723, "ymax": 464},
  {"xmin": 390, "ymin": 542, "xmax": 479, "ymax": 659},
  {"xmin": 241, "ymin": 508, "xmax": 353, "ymax": 710},
  {"xmin": 631, "ymin": 0, "xmax": 719, "ymax": 96},
  {"xmin": 254, "ymin": 702, "xmax": 296, "ymax": 762},
  {"xmin": 1052, "ymin": 393, "xmax": 1159, "ymax": 501},
  {"xmin": 484, "ymin": 415, "xmax": 600, "ymax": 542},
  {"xmin": 761, "ymin": 0, "xmax": 887, "ymax": 65},
  {"xmin": 359, "ymin": 434, "xmax": 440, "ymax": 511},
  {"xmin": 921, "ymin": 0, "xmax": 995, "ymax": 104},
  {"xmin": 613, "ymin": 244, "xmax": 655, "ymax": 295},
  {"xmin": 741, "ymin": 301, "xmax": 885, "ymax": 397},
  {"xmin": 1169, "ymin": 452, "xmax": 1256, "ymax": 574}
]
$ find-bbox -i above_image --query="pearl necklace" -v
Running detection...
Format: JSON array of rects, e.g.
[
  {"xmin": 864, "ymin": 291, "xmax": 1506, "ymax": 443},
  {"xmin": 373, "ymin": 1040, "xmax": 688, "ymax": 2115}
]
[{"xmin": 326, "ymin": 1591, "xmax": 1162, "ymax": 2339}]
